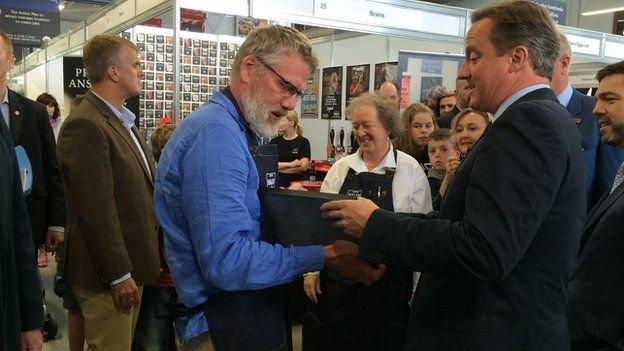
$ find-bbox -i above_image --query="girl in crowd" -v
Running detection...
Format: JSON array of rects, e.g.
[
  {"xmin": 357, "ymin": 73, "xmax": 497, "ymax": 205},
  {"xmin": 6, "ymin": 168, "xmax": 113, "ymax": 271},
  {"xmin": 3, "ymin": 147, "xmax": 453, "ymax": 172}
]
[
  {"xmin": 438, "ymin": 109, "xmax": 490, "ymax": 199},
  {"xmin": 36, "ymin": 93, "xmax": 63, "ymax": 141},
  {"xmin": 395, "ymin": 103, "xmax": 437, "ymax": 170},
  {"xmin": 270, "ymin": 110, "xmax": 311, "ymax": 188},
  {"xmin": 302, "ymin": 93, "xmax": 432, "ymax": 351}
]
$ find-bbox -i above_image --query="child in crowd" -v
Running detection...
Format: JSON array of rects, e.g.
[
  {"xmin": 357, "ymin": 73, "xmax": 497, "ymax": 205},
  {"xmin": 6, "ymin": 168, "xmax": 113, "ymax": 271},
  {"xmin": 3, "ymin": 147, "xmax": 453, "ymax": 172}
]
[{"xmin": 426, "ymin": 128, "xmax": 460, "ymax": 210}]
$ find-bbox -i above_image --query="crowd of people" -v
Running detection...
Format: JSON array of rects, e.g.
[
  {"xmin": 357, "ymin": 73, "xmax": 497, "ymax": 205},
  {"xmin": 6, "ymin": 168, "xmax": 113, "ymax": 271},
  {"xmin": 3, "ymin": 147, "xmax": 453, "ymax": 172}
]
[{"xmin": 2, "ymin": 1, "xmax": 624, "ymax": 350}]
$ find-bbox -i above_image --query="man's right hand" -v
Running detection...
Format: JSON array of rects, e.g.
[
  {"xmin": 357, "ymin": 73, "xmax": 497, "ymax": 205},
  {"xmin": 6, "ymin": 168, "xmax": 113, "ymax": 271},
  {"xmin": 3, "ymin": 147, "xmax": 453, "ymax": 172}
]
[
  {"xmin": 111, "ymin": 277, "xmax": 140, "ymax": 310},
  {"xmin": 303, "ymin": 273, "xmax": 322, "ymax": 303},
  {"xmin": 323, "ymin": 240, "xmax": 386, "ymax": 285}
]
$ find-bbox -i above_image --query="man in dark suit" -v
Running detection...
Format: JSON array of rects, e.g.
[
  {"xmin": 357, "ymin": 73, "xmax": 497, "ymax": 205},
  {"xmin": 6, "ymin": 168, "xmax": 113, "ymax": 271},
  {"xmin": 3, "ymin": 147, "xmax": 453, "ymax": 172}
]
[
  {"xmin": 437, "ymin": 77, "xmax": 470, "ymax": 129},
  {"xmin": 0, "ymin": 96, "xmax": 43, "ymax": 349},
  {"xmin": 57, "ymin": 34, "xmax": 160, "ymax": 350},
  {"xmin": 551, "ymin": 31, "xmax": 624, "ymax": 210},
  {"xmin": 0, "ymin": 32, "xmax": 66, "ymax": 254},
  {"xmin": 567, "ymin": 60, "xmax": 624, "ymax": 350},
  {"xmin": 322, "ymin": 2, "xmax": 585, "ymax": 349}
]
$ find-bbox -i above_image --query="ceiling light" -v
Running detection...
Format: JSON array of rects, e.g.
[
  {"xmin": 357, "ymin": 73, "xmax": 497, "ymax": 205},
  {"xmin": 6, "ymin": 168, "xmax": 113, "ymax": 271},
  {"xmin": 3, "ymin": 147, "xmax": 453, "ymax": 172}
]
[{"xmin": 582, "ymin": 6, "xmax": 624, "ymax": 16}]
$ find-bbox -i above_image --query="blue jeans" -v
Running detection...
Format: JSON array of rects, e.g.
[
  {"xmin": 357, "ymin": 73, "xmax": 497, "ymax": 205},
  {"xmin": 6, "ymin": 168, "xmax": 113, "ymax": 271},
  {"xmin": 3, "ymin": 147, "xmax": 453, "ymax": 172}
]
[
  {"xmin": 132, "ymin": 285, "xmax": 176, "ymax": 351},
  {"xmin": 203, "ymin": 286, "xmax": 289, "ymax": 351}
]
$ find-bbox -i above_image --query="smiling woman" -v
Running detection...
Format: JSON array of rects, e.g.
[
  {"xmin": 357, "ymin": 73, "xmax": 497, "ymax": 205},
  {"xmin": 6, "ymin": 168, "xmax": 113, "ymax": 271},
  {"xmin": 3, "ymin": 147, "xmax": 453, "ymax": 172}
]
[{"xmin": 302, "ymin": 92, "xmax": 432, "ymax": 351}]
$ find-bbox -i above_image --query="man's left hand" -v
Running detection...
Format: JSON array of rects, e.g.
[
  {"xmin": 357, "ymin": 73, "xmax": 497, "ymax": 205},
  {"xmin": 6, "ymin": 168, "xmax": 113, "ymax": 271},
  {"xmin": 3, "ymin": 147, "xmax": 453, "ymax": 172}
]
[
  {"xmin": 321, "ymin": 198, "xmax": 379, "ymax": 239},
  {"xmin": 45, "ymin": 229, "xmax": 64, "ymax": 252},
  {"xmin": 21, "ymin": 329, "xmax": 43, "ymax": 351}
]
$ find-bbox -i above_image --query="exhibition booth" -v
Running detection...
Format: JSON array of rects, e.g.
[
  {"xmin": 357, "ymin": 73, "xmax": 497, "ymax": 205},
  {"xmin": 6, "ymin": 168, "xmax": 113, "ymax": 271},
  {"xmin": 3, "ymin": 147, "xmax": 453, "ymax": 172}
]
[{"xmin": 9, "ymin": 0, "xmax": 624, "ymax": 159}]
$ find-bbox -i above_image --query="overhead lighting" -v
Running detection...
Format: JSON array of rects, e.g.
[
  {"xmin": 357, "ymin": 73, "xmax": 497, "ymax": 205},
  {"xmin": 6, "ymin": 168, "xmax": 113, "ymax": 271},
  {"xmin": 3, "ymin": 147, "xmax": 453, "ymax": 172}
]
[
  {"xmin": 582, "ymin": 6, "xmax": 624, "ymax": 16},
  {"xmin": 58, "ymin": 2, "xmax": 65, "ymax": 11}
]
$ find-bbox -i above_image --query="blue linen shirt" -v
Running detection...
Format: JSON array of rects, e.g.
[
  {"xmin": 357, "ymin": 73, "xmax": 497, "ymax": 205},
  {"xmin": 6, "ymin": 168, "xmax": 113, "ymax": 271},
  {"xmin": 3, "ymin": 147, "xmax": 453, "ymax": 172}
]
[
  {"xmin": 154, "ymin": 90, "xmax": 325, "ymax": 341},
  {"xmin": 492, "ymin": 83, "xmax": 551, "ymax": 122}
]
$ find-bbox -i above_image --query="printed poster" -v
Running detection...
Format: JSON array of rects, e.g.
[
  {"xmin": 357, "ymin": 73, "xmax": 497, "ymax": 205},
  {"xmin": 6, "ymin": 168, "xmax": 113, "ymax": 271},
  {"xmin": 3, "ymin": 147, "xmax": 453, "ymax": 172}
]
[
  {"xmin": 301, "ymin": 69, "xmax": 319, "ymax": 118},
  {"xmin": 346, "ymin": 64, "xmax": 370, "ymax": 109},
  {"xmin": 374, "ymin": 62, "xmax": 398, "ymax": 90},
  {"xmin": 321, "ymin": 66, "xmax": 342, "ymax": 120}
]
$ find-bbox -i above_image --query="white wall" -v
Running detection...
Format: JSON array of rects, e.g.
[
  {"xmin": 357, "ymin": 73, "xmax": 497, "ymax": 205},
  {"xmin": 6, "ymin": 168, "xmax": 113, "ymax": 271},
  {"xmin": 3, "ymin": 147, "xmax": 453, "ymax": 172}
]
[
  {"xmin": 25, "ymin": 64, "xmax": 47, "ymax": 101},
  {"xmin": 300, "ymin": 34, "xmax": 463, "ymax": 159},
  {"xmin": 47, "ymin": 57, "xmax": 67, "ymax": 117}
]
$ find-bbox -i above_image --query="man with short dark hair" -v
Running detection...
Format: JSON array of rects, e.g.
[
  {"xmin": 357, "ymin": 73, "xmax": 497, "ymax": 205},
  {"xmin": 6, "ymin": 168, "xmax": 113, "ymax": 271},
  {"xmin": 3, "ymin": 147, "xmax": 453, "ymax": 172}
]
[
  {"xmin": 437, "ymin": 91, "xmax": 456, "ymax": 117},
  {"xmin": 551, "ymin": 32, "xmax": 624, "ymax": 210},
  {"xmin": 322, "ymin": 2, "xmax": 585, "ymax": 349},
  {"xmin": 57, "ymin": 34, "xmax": 160, "ymax": 350},
  {"xmin": 0, "ymin": 32, "xmax": 65, "ymax": 255},
  {"xmin": 437, "ymin": 77, "xmax": 470, "ymax": 128},
  {"xmin": 154, "ymin": 25, "xmax": 383, "ymax": 351},
  {"xmin": 567, "ymin": 60, "xmax": 624, "ymax": 350}
]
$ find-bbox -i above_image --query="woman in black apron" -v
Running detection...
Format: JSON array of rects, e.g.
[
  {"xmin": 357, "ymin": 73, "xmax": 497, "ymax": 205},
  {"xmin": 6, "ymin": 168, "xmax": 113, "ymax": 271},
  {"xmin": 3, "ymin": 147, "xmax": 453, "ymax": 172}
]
[
  {"xmin": 301, "ymin": 93, "xmax": 433, "ymax": 351},
  {"xmin": 270, "ymin": 110, "xmax": 311, "ymax": 188}
]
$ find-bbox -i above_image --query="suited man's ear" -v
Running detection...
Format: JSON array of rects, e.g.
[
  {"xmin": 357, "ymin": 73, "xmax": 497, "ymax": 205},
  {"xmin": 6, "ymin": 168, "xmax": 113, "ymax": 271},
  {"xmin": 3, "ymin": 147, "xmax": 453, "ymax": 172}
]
[{"xmin": 509, "ymin": 46, "xmax": 529, "ymax": 74}]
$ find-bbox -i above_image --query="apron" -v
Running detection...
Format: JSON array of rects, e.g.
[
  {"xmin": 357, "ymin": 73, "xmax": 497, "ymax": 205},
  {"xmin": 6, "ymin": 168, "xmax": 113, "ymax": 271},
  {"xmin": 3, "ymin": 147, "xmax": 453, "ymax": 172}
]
[
  {"xmin": 203, "ymin": 112, "xmax": 290, "ymax": 351},
  {"xmin": 302, "ymin": 148, "xmax": 411, "ymax": 351}
]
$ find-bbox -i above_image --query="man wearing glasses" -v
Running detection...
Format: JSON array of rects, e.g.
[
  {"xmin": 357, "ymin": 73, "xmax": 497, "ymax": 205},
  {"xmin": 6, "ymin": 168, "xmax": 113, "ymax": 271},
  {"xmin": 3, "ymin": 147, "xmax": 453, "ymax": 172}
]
[{"xmin": 154, "ymin": 26, "xmax": 384, "ymax": 350}]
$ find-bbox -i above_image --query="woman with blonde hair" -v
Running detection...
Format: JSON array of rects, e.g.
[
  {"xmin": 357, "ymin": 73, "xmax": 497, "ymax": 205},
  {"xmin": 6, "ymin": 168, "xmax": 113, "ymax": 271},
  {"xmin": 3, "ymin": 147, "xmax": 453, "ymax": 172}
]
[
  {"xmin": 270, "ymin": 110, "xmax": 311, "ymax": 188},
  {"xmin": 438, "ymin": 108, "xmax": 490, "ymax": 198},
  {"xmin": 395, "ymin": 103, "xmax": 437, "ymax": 169}
]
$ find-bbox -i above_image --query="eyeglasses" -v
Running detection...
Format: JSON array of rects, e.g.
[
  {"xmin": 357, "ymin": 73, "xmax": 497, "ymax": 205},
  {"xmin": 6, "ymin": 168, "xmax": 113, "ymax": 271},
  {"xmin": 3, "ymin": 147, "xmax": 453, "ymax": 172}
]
[{"xmin": 256, "ymin": 57, "xmax": 304, "ymax": 99}]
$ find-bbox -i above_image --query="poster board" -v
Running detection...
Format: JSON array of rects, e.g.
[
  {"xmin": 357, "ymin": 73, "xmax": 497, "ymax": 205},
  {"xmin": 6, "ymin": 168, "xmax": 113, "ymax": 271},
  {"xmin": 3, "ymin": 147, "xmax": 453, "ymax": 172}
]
[{"xmin": 397, "ymin": 51, "xmax": 464, "ymax": 106}]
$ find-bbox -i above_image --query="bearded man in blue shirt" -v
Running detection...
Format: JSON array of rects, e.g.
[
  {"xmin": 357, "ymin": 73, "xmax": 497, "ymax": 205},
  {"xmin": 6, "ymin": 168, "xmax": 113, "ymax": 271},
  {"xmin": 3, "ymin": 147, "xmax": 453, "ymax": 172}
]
[{"xmin": 154, "ymin": 25, "xmax": 384, "ymax": 351}]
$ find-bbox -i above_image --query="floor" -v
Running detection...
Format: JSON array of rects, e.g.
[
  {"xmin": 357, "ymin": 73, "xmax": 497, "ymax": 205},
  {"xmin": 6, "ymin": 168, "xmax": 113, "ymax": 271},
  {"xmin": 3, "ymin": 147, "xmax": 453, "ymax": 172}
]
[{"xmin": 40, "ymin": 261, "xmax": 304, "ymax": 351}]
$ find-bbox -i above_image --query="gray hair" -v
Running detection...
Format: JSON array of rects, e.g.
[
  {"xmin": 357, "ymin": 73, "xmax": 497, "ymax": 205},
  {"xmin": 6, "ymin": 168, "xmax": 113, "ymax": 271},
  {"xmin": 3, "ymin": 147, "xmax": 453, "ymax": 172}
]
[
  {"xmin": 83, "ymin": 34, "xmax": 138, "ymax": 84},
  {"xmin": 232, "ymin": 25, "xmax": 318, "ymax": 78},
  {"xmin": 471, "ymin": 1, "xmax": 560, "ymax": 80},
  {"xmin": 557, "ymin": 31, "xmax": 572, "ymax": 59}
]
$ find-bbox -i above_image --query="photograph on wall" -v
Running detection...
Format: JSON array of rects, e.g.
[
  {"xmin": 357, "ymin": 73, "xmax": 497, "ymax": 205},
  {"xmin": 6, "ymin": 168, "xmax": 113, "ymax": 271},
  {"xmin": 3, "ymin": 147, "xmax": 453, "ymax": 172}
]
[
  {"xmin": 420, "ymin": 76, "xmax": 443, "ymax": 103},
  {"xmin": 346, "ymin": 64, "xmax": 370, "ymax": 109},
  {"xmin": 301, "ymin": 69, "xmax": 319, "ymax": 118},
  {"xmin": 236, "ymin": 17, "xmax": 268, "ymax": 36},
  {"xmin": 180, "ymin": 9, "xmax": 205, "ymax": 32},
  {"xmin": 321, "ymin": 66, "xmax": 343, "ymax": 120},
  {"xmin": 374, "ymin": 62, "xmax": 398, "ymax": 91},
  {"xmin": 374, "ymin": 62, "xmax": 398, "ymax": 90}
]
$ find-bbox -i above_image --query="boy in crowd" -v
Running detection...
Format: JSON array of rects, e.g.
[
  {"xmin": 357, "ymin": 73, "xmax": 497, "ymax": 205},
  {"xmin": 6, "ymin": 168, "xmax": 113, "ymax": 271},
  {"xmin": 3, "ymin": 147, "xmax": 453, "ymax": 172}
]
[{"xmin": 426, "ymin": 128, "xmax": 459, "ymax": 210}]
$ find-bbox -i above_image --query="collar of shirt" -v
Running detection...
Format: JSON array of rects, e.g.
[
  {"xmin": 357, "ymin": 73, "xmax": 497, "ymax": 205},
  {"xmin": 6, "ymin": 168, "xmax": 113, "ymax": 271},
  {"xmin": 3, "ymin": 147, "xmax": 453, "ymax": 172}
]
[
  {"xmin": 1, "ymin": 87, "xmax": 9, "ymax": 126},
  {"xmin": 557, "ymin": 83, "xmax": 573, "ymax": 108},
  {"xmin": 492, "ymin": 83, "xmax": 551, "ymax": 123},
  {"xmin": 91, "ymin": 91, "xmax": 136, "ymax": 130},
  {"xmin": 348, "ymin": 143, "xmax": 396, "ymax": 174}
]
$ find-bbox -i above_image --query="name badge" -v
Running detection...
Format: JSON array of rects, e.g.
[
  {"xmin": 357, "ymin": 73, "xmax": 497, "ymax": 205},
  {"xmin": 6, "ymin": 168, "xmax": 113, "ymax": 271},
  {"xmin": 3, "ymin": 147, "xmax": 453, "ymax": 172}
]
[{"xmin": 347, "ymin": 189, "xmax": 362, "ymax": 197}]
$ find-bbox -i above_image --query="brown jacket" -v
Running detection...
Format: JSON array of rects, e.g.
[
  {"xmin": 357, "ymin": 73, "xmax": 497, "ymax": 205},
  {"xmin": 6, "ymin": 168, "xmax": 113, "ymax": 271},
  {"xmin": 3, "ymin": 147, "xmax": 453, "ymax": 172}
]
[{"xmin": 57, "ymin": 90, "xmax": 159, "ymax": 291}]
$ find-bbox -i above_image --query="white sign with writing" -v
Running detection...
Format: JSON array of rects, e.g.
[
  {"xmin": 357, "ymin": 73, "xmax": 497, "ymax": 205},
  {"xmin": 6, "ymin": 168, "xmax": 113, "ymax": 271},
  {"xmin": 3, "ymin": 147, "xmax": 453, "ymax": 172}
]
[
  {"xmin": 313, "ymin": 0, "xmax": 461, "ymax": 37},
  {"xmin": 566, "ymin": 34, "xmax": 601, "ymax": 57}
]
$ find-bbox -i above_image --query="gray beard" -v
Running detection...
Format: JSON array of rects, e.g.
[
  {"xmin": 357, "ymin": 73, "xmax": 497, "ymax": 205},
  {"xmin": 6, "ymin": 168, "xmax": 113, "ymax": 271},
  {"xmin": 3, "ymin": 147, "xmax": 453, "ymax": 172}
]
[{"xmin": 241, "ymin": 88, "xmax": 281, "ymax": 139}]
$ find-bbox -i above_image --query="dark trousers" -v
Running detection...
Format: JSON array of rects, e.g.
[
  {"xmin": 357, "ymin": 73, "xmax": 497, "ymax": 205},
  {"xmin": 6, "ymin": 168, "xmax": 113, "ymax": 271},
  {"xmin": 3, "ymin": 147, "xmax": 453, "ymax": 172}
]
[
  {"xmin": 203, "ymin": 287, "xmax": 290, "ymax": 351},
  {"xmin": 132, "ymin": 285, "xmax": 176, "ymax": 351},
  {"xmin": 302, "ymin": 270, "xmax": 410, "ymax": 351}
]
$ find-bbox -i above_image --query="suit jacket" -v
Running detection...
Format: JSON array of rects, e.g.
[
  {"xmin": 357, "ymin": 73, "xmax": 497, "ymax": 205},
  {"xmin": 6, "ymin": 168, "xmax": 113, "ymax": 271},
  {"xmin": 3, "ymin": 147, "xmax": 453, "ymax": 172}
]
[
  {"xmin": 567, "ymin": 182, "xmax": 624, "ymax": 347},
  {"xmin": 0, "ymin": 114, "xmax": 43, "ymax": 350},
  {"xmin": 8, "ymin": 89, "xmax": 65, "ymax": 249},
  {"xmin": 57, "ymin": 90, "xmax": 160, "ymax": 291},
  {"xmin": 567, "ymin": 89, "xmax": 599, "ymax": 211},
  {"xmin": 437, "ymin": 105, "xmax": 460, "ymax": 129},
  {"xmin": 360, "ymin": 88, "xmax": 586, "ymax": 350}
]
